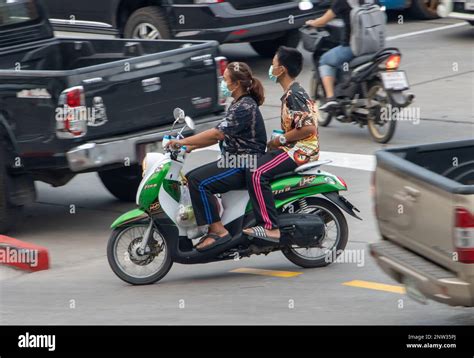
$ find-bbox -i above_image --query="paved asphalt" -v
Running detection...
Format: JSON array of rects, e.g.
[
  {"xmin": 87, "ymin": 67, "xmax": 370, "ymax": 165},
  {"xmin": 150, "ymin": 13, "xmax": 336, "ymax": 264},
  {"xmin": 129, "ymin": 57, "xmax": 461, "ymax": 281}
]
[{"xmin": 0, "ymin": 14, "xmax": 473, "ymax": 325}]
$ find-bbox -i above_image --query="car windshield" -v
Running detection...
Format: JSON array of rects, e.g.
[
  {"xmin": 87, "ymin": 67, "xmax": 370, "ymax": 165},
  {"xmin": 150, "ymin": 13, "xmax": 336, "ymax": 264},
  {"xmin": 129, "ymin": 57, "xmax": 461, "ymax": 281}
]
[{"xmin": 0, "ymin": 0, "xmax": 39, "ymax": 28}]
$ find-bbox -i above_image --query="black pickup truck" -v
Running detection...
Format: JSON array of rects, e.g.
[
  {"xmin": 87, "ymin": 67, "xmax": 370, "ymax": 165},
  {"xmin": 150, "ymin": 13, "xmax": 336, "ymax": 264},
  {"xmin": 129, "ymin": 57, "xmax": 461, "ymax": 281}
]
[
  {"xmin": 42, "ymin": 0, "xmax": 327, "ymax": 57},
  {"xmin": 0, "ymin": 0, "xmax": 227, "ymax": 232}
]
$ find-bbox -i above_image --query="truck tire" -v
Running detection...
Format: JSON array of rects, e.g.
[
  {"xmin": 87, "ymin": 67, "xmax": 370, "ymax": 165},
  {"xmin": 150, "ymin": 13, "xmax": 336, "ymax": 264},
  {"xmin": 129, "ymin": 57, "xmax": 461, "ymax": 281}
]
[
  {"xmin": 123, "ymin": 6, "xmax": 171, "ymax": 40},
  {"xmin": 98, "ymin": 165, "xmax": 142, "ymax": 202},
  {"xmin": 0, "ymin": 148, "xmax": 21, "ymax": 233},
  {"xmin": 250, "ymin": 30, "xmax": 301, "ymax": 58},
  {"xmin": 409, "ymin": 0, "xmax": 440, "ymax": 19}
]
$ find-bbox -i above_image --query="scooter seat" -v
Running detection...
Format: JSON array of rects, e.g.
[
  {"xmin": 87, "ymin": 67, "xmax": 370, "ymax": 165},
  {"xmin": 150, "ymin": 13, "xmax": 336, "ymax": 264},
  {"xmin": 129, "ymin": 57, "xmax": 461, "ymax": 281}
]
[
  {"xmin": 295, "ymin": 159, "xmax": 333, "ymax": 174},
  {"xmin": 349, "ymin": 53, "xmax": 377, "ymax": 68},
  {"xmin": 272, "ymin": 160, "xmax": 332, "ymax": 180}
]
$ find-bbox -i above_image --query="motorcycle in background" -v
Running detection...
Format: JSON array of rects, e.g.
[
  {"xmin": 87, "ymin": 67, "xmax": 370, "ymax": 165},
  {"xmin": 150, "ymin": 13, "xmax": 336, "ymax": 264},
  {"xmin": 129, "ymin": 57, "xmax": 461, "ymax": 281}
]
[{"xmin": 300, "ymin": 22, "xmax": 415, "ymax": 143}]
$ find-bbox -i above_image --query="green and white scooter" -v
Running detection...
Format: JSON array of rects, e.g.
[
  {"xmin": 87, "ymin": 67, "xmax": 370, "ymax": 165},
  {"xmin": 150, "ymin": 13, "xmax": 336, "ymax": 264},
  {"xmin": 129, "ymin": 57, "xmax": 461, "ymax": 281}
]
[{"xmin": 107, "ymin": 108, "xmax": 362, "ymax": 285}]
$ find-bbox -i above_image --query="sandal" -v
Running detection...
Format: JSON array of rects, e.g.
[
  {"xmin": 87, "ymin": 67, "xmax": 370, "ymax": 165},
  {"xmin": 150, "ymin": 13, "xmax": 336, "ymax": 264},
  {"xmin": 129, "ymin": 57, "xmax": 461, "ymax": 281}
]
[
  {"xmin": 243, "ymin": 226, "xmax": 280, "ymax": 243},
  {"xmin": 196, "ymin": 232, "xmax": 232, "ymax": 252}
]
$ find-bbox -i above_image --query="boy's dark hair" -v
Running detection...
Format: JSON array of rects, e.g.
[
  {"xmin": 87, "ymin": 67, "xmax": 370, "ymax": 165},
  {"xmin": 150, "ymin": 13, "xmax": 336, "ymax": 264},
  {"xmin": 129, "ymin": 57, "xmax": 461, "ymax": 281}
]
[{"xmin": 276, "ymin": 46, "xmax": 304, "ymax": 78}]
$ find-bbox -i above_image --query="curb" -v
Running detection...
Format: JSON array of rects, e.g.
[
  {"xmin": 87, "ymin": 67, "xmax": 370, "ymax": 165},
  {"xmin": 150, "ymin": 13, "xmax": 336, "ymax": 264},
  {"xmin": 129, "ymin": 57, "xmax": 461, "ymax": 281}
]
[{"xmin": 0, "ymin": 235, "xmax": 50, "ymax": 272}]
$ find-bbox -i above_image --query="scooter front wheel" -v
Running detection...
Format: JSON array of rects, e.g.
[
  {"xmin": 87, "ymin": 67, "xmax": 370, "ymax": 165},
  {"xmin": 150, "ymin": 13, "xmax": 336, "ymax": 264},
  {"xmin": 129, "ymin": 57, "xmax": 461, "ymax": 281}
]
[{"xmin": 107, "ymin": 223, "xmax": 173, "ymax": 285}]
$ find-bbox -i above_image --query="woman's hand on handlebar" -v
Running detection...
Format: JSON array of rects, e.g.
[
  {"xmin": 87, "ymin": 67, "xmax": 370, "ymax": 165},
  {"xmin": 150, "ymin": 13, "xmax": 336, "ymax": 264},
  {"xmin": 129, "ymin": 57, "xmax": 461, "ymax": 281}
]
[{"xmin": 165, "ymin": 139, "xmax": 183, "ymax": 151}]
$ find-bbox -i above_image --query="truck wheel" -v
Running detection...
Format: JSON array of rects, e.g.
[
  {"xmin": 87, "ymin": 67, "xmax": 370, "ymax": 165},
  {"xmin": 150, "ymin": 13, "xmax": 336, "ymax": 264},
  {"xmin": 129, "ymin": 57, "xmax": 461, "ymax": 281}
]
[
  {"xmin": 0, "ymin": 149, "xmax": 21, "ymax": 233},
  {"xmin": 409, "ymin": 0, "xmax": 440, "ymax": 19},
  {"xmin": 250, "ymin": 30, "xmax": 300, "ymax": 58},
  {"xmin": 99, "ymin": 165, "xmax": 142, "ymax": 202},
  {"xmin": 124, "ymin": 6, "xmax": 171, "ymax": 40}
]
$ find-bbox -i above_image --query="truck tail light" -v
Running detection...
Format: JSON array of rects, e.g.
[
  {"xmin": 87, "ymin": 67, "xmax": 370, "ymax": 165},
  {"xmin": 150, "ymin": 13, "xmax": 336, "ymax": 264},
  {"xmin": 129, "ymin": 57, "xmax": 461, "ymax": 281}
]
[
  {"xmin": 454, "ymin": 207, "xmax": 474, "ymax": 263},
  {"xmin": 215, "ymin": 56, "xmax": 228, "ymax": 106},
  {"xmin": 56, "ymin": 86, "xmax": 88, "ymax": 138}
]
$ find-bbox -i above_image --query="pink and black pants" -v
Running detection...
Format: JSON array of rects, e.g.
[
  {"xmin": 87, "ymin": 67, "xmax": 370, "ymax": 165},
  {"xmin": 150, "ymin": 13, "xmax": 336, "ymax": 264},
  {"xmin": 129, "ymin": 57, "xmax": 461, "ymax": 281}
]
[{"xmin": 246, "ymin": 149, "xmax": 297, "ymax": 230}]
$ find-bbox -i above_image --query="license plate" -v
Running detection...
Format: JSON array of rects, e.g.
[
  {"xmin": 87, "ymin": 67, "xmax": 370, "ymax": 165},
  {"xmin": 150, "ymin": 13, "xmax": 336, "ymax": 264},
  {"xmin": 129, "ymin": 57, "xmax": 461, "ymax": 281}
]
[
  {"xmin": 137, "ymin": 141, "xmax": 161, "ymax": 164},
  {"xmin": 380, "ymin": 71, "xmax": 409, "ymax": 91},
  {"xmin": 403, "ymin": 276, "xmax": 428, "ymax": 305},
  {"xmin": 465, "ymin": 0, "xmax": 474, "ymax": 10}
]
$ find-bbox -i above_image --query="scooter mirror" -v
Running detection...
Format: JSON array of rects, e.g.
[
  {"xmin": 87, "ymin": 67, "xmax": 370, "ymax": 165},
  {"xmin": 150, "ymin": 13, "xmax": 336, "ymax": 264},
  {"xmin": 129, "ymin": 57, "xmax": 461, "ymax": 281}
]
[
  {"xmin": 185, "ymin": 116, "xmax": 196, "ymax": 131},
  {"xmin": 173, "ymin": 108, "xmax": 185, "ymax": 122},
  {"xmin": 298, "ymin": 0, "xmax": 314, "ymax": 10}
]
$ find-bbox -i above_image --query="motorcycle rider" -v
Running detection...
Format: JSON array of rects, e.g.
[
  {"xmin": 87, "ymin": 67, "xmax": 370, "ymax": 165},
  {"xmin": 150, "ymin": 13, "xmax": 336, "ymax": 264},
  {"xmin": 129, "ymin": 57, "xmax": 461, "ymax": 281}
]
[
  {"xmin": 306, "ymin": 0, "xmax": 354, "ymax": 111},
  {"xmin": 167, "ymin": 62, "xmax": 267, "ymax": 251},
  {"xmin": 243, "ymin": 46, "xmax": 320, "ymax": 242}
]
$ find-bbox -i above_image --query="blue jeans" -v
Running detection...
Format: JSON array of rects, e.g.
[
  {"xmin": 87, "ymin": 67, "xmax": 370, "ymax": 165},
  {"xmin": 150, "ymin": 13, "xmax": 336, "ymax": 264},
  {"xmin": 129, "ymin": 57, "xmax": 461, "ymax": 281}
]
[{"xmin": 319, "ymin": 45, "xmax": 354, "ymax": 79}]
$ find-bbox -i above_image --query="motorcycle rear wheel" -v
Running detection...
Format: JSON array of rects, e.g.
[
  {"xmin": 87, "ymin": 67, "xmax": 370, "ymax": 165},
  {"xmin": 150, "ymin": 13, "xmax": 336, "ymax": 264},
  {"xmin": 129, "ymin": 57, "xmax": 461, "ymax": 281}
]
[
  {"xmin": 367, "ymin": 81, "xmax": 397, "ymax": 144},
  {"xmin": 107, "ymin": 223, "xmax": 173, "ymax": 285},
  {"xmin": 281, "ymin": 197, "xmax": 348, "ymax": 268}
]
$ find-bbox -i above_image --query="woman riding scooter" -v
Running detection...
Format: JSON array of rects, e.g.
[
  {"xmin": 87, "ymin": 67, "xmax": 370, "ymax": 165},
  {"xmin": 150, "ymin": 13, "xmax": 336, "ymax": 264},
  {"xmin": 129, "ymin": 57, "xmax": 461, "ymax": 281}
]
[{"xmin": 167, "ymin": 62, "xmax": 267, "ymax": 251}]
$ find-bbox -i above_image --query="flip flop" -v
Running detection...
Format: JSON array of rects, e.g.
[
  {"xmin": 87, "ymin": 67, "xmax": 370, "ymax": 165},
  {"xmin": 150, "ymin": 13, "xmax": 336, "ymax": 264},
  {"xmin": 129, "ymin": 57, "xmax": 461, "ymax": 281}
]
[
  {"xmin": 196, "ymin": 233, "xmax": 232, "ymax": 252},
  {"xmin": 243, "ymin": 226, "xmax": 280, "ymax": 243}
]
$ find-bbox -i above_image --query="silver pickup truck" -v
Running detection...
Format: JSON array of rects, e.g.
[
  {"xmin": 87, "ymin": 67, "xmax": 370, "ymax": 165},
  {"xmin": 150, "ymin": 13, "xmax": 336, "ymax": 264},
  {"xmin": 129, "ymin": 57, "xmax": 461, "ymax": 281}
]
[{"xmin": 370, "ymin": 139, "xmax": 474, "ymax": 307}]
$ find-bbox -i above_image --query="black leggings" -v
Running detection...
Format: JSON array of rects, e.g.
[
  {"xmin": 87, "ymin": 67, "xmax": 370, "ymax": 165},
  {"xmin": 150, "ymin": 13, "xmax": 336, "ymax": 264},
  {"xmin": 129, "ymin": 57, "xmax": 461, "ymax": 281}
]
[{"xmin": 246, "ymin": 149, "xmax": 297, "ymax": 230}]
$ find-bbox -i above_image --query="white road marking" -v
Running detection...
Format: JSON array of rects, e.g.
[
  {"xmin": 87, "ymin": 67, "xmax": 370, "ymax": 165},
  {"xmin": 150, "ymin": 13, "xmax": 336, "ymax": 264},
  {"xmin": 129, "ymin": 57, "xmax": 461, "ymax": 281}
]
[
  {"xmin": 194, "ymin": 145, "xmax": 376, "ymax": 172},
  {"xmin": 320, "ymin": 151, "xmax": 375, "ymax": 172},
  {"xmin": 386, "ymin": 22, "xmax": 468, "ymax": 42}
]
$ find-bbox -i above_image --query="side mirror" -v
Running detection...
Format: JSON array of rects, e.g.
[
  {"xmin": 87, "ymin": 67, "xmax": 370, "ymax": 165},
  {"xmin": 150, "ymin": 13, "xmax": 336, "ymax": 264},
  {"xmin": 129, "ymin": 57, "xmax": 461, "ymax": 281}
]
[
  {"xmin": 185, "ymin": 116, "xmax": 195, "ymax": 131},
  {"xmin": 173, "ymin": 108, "xmax": 185, "ymax": 123},
  {"xmin": 299, "ymin": 0, "xmax": 314, "ymax": 10}
]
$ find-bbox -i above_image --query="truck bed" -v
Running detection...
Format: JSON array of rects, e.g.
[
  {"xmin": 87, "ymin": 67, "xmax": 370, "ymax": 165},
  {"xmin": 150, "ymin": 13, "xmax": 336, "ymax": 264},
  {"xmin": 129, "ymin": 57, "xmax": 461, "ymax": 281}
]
[
  {"xmin": 374, "ymin": 139, "xmax": 474, "ymax": 271},
  {"xmin": 0, "ymin": 38, "xmax": 205, "ymax": 71},
  {"xmin": 376, "ymin": 139, "xmax": 474, "ymax": 193},
  {"xmin": 0, "ymin": 37, "xmax": 223, "ymax": 157},
  {"xmin": 372, "ymin": 139, "xmax": 474, "ymax": 306}
]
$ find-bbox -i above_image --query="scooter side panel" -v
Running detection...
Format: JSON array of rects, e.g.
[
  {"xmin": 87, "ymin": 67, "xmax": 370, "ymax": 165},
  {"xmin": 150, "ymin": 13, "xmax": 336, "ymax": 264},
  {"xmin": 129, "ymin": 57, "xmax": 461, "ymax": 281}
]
[
  {"xmin": 244, "ymin": 174, "xmax": 347, "ymax": 212},
  {"xmin": 221, "ymin": 190, "xmax": 250, "ymax": 225},
  {"xmin": 138, "ymin": 162, "xmax": 171, "ymax": 210}
]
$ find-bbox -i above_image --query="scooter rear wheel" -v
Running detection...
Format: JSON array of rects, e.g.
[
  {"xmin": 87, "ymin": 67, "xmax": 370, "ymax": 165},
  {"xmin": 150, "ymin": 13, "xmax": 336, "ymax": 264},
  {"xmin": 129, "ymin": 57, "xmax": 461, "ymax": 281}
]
[
  {"xmin": 281, "ymin": 197, "xmax": 348, "ymax": 268},
  {"xmin": 107, "ymin": 223, "xmax": 173, "ymax": 285}
]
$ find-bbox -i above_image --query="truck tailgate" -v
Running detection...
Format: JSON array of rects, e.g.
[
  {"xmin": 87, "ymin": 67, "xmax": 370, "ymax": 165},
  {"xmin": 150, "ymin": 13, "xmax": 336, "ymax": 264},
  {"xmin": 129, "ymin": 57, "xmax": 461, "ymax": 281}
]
[
  {"xmin": 374, "ymin": 140, "xmax": 474, "ymax": 274},
  {"xmin": 73, "ymin": 41, "xmax": 222, "ymax": 139}
]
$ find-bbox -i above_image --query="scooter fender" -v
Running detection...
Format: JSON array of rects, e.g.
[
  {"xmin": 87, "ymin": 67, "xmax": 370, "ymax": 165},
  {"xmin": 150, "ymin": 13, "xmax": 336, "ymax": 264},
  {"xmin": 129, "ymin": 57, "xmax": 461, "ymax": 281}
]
[
  {"xmin": 323, "ymin": 191, "xmax": 362, "ymax": 220},
  {"xmin": 111, "ymin": 208, "xmax": 148, "ymax": 229}
]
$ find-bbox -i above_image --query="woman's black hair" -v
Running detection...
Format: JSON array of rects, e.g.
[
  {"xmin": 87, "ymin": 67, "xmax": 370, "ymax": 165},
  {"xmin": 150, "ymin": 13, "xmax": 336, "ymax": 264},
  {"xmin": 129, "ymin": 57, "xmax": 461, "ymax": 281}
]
[{"xmin": 227, "ymin": 62, "xmax": 265, "ymax": 106}]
